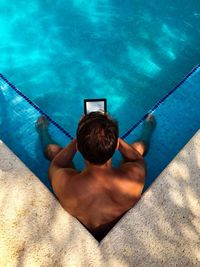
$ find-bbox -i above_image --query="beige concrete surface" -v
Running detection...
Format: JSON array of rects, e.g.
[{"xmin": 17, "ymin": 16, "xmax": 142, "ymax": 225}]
[
  {"xmin": 0, "ymin": 140, "xmax": 102, "ymax": 267},
  {"xmin": 0, "ymin": 130, "xmax": 200, "ymax": 266},
  {"xmin": 100, "ymin": 130, "xmax": 200, "ymax": 266}
]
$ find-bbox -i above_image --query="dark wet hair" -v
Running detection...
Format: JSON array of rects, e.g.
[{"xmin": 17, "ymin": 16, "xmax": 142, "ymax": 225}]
[{"xmin": 76, "ymin": 112, "xmax": 119, "ymax": 165}]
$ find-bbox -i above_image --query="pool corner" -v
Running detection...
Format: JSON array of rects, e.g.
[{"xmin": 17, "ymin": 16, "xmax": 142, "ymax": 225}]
[{"xmin": 0, "ymin": 129, "xmax": 200, "ymax": 266}]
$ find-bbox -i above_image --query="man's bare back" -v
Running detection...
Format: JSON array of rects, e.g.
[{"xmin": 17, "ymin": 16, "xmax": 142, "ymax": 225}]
[
  {"xmin": 36, "ymin": 113, "xmax": 155, "ymax": 241},
  {"xmin": 51, "ymin": 161, "xmax": 145, "ymax": 238}
]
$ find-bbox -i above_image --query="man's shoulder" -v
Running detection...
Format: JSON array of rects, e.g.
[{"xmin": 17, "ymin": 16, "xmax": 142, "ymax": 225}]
[
  {"xmin": 118, "ymin": 160, "xmax": 146, "ymax": 182},
  {"xmin": 51, "ymin": 168, "xmax": 80, "ymax": 196},
  {"xmin": 113, "ymin": 163, "xmax": 146, "ymax": 198}
]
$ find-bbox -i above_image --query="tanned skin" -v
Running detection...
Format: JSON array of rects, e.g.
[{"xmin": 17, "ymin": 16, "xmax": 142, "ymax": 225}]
[{"xmin": 36, "ymin": 114, "xmax": 156, "ymax": 240}]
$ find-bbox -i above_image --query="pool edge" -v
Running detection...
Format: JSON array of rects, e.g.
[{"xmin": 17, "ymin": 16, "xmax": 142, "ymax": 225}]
[{"xmin": 0, "ymin": 129, "xmax": 199, "ymax": 266}]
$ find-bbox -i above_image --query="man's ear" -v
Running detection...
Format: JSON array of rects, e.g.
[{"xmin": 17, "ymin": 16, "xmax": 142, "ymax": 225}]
[{"xmin": 116, "ymin": 138, "xmax": 119, "ymax": 150}]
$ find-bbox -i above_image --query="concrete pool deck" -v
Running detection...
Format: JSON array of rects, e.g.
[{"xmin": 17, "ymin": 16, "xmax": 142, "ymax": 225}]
[{"xmin": 0, "ymin": 130, "xmax": 199, "ymax": 266}]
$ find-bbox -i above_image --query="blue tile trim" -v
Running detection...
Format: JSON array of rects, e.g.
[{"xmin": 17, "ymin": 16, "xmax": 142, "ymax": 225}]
[
  {"xmin": 121, "ymin": 64, "xmax": 200, "ymax": 139},
  {"xmin": 0, "ymin": 73, "xmax": 74, "ymax": 140},
  {"xmin": 1, "ymin": 64, "xmax": 199, "ymax": 141}
]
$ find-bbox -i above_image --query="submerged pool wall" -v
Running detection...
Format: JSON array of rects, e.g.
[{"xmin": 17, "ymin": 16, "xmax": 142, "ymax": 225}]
[{"xmin": 0, "ymin": 64, "xmax": 200, "ymax": 191}]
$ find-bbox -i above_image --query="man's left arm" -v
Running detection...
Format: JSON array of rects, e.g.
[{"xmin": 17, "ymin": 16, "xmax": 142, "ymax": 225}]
[{"xmin": 48, "ymin": 139, "xmax": 78, "ymax": 188}]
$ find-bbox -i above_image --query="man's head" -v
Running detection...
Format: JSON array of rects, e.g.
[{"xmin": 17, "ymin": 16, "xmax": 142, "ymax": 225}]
[{"xmin": 76, "ymin": 112, "xmax": 119, "ymax": 165}]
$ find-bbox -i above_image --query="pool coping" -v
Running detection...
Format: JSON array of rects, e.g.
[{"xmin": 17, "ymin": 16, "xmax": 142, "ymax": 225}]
[{"xmin": 0, "ymin": 129, "xmax": 199, "ymax": 266}]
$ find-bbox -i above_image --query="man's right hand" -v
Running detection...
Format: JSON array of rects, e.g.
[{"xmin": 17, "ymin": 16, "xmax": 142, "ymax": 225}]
[{"xmin": 118, "ymin": 138, "xmax": 143, "ymax": 162}]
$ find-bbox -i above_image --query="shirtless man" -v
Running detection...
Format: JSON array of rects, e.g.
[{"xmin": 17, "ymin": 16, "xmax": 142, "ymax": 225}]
[{"xmin": 36, "ymin": 112, "xmax": 156, "ymax": 241}]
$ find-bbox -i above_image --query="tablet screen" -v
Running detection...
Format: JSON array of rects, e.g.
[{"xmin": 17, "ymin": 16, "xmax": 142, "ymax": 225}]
[{"xmin": 84, "ymin": 99, "xmax": 107, "ymax": 114}]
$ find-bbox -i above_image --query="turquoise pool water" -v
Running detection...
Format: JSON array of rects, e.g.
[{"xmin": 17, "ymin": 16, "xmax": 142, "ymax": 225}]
[
  {"xmin": 0, "ymin": 1, "xmax": 200, "ymax": 191},
  {"xmin": 0, "ymin": 0, "xmax": 200, "ymax": 136}
]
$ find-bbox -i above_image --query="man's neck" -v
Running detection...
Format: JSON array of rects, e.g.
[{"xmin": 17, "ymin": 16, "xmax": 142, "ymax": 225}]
[{"xmin": 85, "ymin": 159, "xmax": 112, "ymax": 172}]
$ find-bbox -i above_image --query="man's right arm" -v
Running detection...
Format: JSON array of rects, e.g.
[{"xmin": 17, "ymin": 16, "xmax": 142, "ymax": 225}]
[
  {"xmin": 118, "ymin": 138, "xmax": 144, "ymax": 161},
  {"xmin": 118, "ymin": 138, "xmax": 146, "ymax": 183}
]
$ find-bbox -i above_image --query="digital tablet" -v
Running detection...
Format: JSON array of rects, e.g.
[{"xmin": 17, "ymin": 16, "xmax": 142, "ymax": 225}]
[{"xmin": 84, "ymin": 98, "xmax": 107, "ymax": 115}]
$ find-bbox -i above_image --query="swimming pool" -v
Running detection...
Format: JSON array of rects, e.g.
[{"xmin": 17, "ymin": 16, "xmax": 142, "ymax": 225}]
[
  {"xmin": 0, "ymin": 0, "xmax": 200, "ymax": 136},
  {"xmin": 1, "ymin": 65, "xmax": 200, "ymax": 192},
  {"xmin": 0, "ymin": 1, "xmax": 200, "ymax": 191}
]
